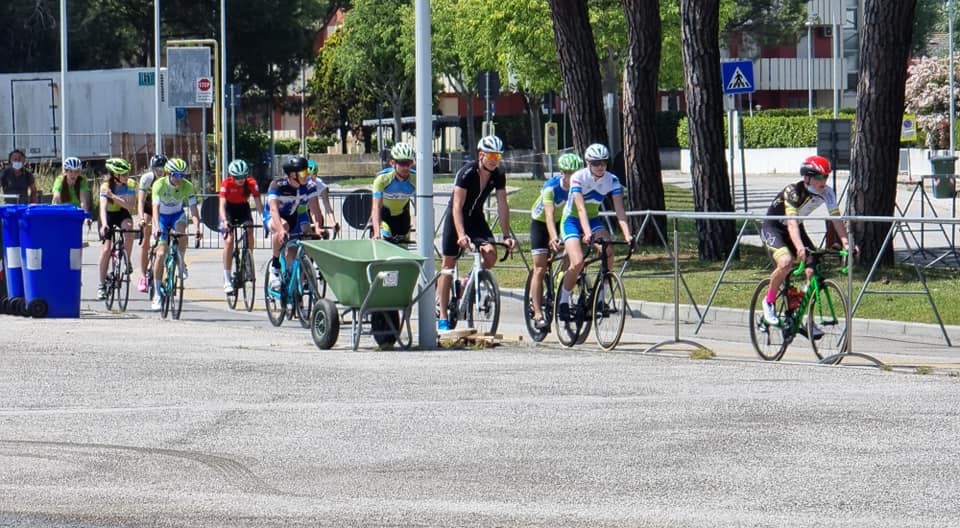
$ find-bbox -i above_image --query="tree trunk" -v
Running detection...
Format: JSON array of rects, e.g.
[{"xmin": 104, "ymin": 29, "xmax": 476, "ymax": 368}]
[
  {"xmin": 680, "ymin": 0, "xmax": 736, "ymax": 261},
  {"xmin": 465, "ymin": 92, "xmax": 477, "ymax": 154},
  {"xmin": 525, "ymin": 92, "xmax": 546, "ymax": 180},
  {"xmin": 849, "ymin": 0, "xmax": 917, "ymax": 266},
  {"xmin": 622, "ymin": 0, "xmax": 666, "ymax": 242},
  {"xmin": 548, "ymin": 0, "xmax": 608, "ymax": 153}
]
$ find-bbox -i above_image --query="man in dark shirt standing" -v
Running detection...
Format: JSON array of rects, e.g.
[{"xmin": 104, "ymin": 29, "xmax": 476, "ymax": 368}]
[
  {"xmin": 436, "ymin": 135, "xmax": 516, "ymax": 331},
  {"xmin": 0, "ymin": 149, "xmax": 37, "ymax": 204}
]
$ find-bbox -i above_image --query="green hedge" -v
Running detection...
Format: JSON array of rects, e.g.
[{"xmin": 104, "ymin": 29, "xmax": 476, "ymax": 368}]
[{"xmin": 676, "ymin": 110, "xmax": 858, "ymax": 148}]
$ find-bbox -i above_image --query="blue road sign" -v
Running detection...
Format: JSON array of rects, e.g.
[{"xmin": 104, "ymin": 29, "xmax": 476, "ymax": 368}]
[{"xmin": 721, "ymin": 60, "xmax": 755, "ymax": 95}]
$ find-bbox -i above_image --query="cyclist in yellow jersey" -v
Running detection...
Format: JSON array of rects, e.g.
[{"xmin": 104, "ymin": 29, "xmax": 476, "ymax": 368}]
[
  {"xmin": 96, "ymin": 158, "xmax": 137, "ymax": 300},
  {"xmin": 149, "ymin": 157, "xmax": 202, "ymax": 310},
  {"xmin": 370, "ymin": 142, "xmax": 416, "ymax": 241}
]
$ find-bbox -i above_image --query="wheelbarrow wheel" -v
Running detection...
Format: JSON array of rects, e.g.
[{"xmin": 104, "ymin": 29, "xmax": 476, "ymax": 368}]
[
  {"xmin": 371, "ymin": 311, "xmax": 400, "ymax": 348},
  {"xmin": 310, "ymin": 298, "xmax": 340, "ymax": 350}
]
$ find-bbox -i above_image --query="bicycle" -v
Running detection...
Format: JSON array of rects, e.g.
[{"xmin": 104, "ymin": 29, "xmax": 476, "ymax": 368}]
[
  {"xmin": 554, "ymin": 239, "xmax": 633, "ymax": 351},
  {"xmin": 440, "ymin": 239, "xmax": 510, "ymax": 336},
  {"xmin": 224, "ymin": 222, "xmax": 257, "ymax": 312},
  {"xmin": 522, "ymin": 250, "xmax": 566, "ymax": 342},
  {"xmin": 102, "ymin": 226, "xmax": 137, "ymax": 312},
  {"xmin": 748, "ymin": 249, "xmax": 850, "ymax": 363},
  {"xmin": 155, "ymin": 229, "xmax": 196, "ymax": 320},
  {"xmin": 263, "ymin": 231, "xmax": 328, "ymax": 329}
]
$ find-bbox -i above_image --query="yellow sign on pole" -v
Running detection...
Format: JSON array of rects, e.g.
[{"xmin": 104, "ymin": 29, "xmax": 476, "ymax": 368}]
[
  {"xmin": 901, "ymin": 113, "xmax": 917, "ymax": 143},
  {"xmin": 544, "ymin": 122, "xmax": 558, "ymax": 155}
]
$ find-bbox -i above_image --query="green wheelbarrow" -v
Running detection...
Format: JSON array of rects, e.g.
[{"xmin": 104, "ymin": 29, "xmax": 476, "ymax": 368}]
[{"xmin": 300, "ymin": 239, "xmax": 427, "ymax": 350}]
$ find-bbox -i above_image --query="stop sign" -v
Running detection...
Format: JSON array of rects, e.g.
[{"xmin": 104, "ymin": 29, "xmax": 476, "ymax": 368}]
[{"xmin": 198, "ymin": 78, "xmax": 211, "ymax": 91}]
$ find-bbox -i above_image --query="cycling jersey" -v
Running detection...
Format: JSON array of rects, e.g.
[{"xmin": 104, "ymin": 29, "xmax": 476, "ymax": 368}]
[
  {"xmin": 448, "ymin": 161, "xmax": 505, "ymax": 219},
  {"xmin": 372, "ymin": 169, "xmax": 415, "ymax": 216},
  {"xmin": 138, "ymin": 170, "xmax": 157, "ymax": 215},
  {"xmin": 766, "ymin": 181, "xmax": 840, "ymax": 222},
  {"xmin": 51, "ymin": 174, "xmax": 89, "ymax": 207},
  {"xmin": 220, "ymin": 176, "xmax": 260, "ymax": 205},
  {"xmin": 562, "ymin": 168, "xmax": 622, "ymax": 221},
  {"xmin": 151, "ymin": 176, "xmax": 198, "ymax": 216},
  {"xmin": 296, "ymin": 178, "xmax": 324, "ymax": 214},
  {"xmin": 99, "ymin": 178, "xmax": 137, "ymax": 213},
  {"xmin": 263, "ymin": 178, "xmax": 311, "ymax": 219},
  {"xmin": 530, "ymin": 176, "xmax": 569, "ymax": 223}
]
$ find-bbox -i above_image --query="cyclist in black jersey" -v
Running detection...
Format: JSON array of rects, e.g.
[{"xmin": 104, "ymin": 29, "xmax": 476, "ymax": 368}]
[{"xmin": 436, "ymin": 135, "xmax": 516, "ymax": 331}]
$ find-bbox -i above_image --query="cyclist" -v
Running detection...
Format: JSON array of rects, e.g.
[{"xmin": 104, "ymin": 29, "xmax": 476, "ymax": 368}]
[
  {"xmin": 303, "ymin": 158, "xmax": 339, "ymax": 236},
  {"xmin": 370, "ymin": 142, "xmax": 416, "ymax": 241},
  {"xmin": 219, "ymin": 159, "xmax": 263, "ymax": 293},
  {"xmin": 96, "ymin": 157, "xmax": 137, "ymax": 300},
  {"xmin": 436, "ymin": 135, "xmax": 517, "ymax": 331},
  {"xmin": 760, "ymin": 155, "xmax": 855, "ymax": 327},
  {"xmin": 528, "ymin": 152, "xmax": 582, "ymax": 329},
  {"xmin": 51, "ymin": 157, "xmax": 93, "ymax": 222},
  {"xmin": 557, "ymin": 143, "xmax": 633, "ymax": 321},
  {"xmin": 263, "ymin": 155, "xmax": 326, "ymax": 290},
  {"xmin": 136, "ymin": 154, "xmax": 166, "ymax": 293},
  {"xmin": 149, "ymin": 157, "xmax": 202, "ymax": 311}
]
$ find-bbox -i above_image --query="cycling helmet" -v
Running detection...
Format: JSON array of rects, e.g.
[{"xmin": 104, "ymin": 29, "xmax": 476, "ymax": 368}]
[
  {"xmin": 800, "ymin": 155, "xmax": 831, "ymax": 178},
  {"xmin": 228, "ymin": 159, "xmax": 249, "ymax": 177},
  {"xmin": 307, "ymin": 159, "xmax": 318, "ymax": 175},
  {"xmin": 583, "ymin": 143, "xmax": 610, "ymax": 162},
  {"xmin": 150, "ymin": 154, "xmax": 168, "ymax": 169},
  {"xmin": 63, "ymin": 157, "xmax": 82, "ymax": 171},
  {"xmin": 105, "ymin": 157, "xmax": 132, "ymax": 175},
  {"xmin": 164, "ymin": 157, "xmax": 188, "ymax": 174},
  {"xmin": 477, "ymin": 135, "xmax": 504, "ymax": 154},
  {"xmin": 282, "ymin": 155, "xmax": 309, "ymax": 174},
  {"xmin": 390, "ymin": 142, "xmax": 415, "ymax": 161},
  {"xmin": 557, "ymin": 153, "xmax": 584, "ymax": 172}
]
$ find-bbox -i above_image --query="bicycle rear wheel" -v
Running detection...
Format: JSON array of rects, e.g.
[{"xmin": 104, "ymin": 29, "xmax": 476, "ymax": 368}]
[
  {"xmin": 241, "ymin": 249, "xmax": 256, "ymax": 312},
  {"xmin": 105, "ymin": 251, "xmax": 118, "ymax": 311},
  {"xmin": 748, "ymin": 279, "xmax": 789, "ymax": 361},
  {"xmin": 808, "ymin": 279, "xmax": 849, "ymax": 364},
  {"xmin": 555, "ymin": 272, "xmax": 590, "ymax": 347},
  {"xmin": 465, "ymin": 270, "xmax": 500, "ymax": 335},
  {"xmin": 116, "ymin": 251, "xmax": 131, "ymax": 312},
  {"xmin": 522, "ymin": 268, "xmax": 553, "ymax": 342},
  {"xmin": 226, "ymin": 248, "xmax": 240, "ymax": 310},
  {"xmin": 296, "ymin": 252, "xmax": 320, "ymax": 329},
  {"xmin": 263, "ymin": 265, "xmax": 285, "ymax": 326},
  {"xmin": 593, "ymin": 271, "xmax": 626, "ymax": 351},
  {"xmin": 171, "ymin": 252, "xmax": 185, "ymax": 320}
]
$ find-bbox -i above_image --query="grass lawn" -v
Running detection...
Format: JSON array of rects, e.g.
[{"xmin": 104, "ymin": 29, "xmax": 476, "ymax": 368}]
[{"xmin": 337, "ymin": 174, "xmax": 960, "ymax": 326}]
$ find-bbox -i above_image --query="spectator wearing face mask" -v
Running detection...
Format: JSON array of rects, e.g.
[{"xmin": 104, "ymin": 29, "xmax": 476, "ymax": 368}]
[{"xmin": 0, "ymin": 149, "xmax": 38, "ymax": 204}]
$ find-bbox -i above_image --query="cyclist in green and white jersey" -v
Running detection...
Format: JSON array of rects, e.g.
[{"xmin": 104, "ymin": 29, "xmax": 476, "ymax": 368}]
[
  {"xmin": 557, "ymin": 143, "xmax": 632, "ymax": 321},
  {"xmin": 149, "ymin": 157, "xmax": 202, "ymax": 310},
  {"xmin": 370, "ymin": 142, "xmax": 416, "ymax": 241}
]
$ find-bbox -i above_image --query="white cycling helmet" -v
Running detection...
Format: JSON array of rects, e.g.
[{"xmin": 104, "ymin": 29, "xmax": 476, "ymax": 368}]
[
  {"xmin": 477, "ymin": 135, "xmax": 504, "ymax": 154},
  {"xmin": 63, "ymin": 157, "xmax": 82, "ymax": 171},
  {"xmin": 584, "ymin": 143, "xmax": 610, "ymax": 162},
  {"xmin": 228, "ymin": 159, "xmax": 249, "ymax": 177}
]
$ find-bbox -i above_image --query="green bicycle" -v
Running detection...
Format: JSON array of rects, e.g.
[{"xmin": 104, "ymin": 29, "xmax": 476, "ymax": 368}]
[{"xmin": 749, "ymin": 249, "xmax": 850, "ymax": 363}]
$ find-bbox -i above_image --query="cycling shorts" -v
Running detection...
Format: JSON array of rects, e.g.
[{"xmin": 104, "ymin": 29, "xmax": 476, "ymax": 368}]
[
  {"xmin": 224, "ymin": 202, "xmax": 253, "ymax": 227},
  {"xmin": 441, "ymin": 213, "xmax": 494, "ymax": 258},
  {"xmin": 530, "ymin": 219, "xmax": 558, "ymax": 256},
  {"xmin": 101, "ymin": 210, "xmax": 133, "ymax": 241},
  {"xmin": 156, "ymin": 212, "xmax": 187, "ymax": 243},
  {"xmin": 561, "ymin": 216, "xmax": 606, "ymax": 242},
  {"xmin": 378, "ymin": 206, "xmax": 411, "ymax": 239},
  {"xmin": 760, "ymin": 220, "xmax": 815, "ymax": 262}
]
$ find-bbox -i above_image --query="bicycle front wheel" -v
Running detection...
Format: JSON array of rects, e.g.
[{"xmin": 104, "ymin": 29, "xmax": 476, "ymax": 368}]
[
  {"xmin": 241, "ymin": 249, "xmax": 256, "ymax": 312},
  {"xmin": 226, "ymin": 249, "xmax": 240, "ymax": 310},
  {"xmin": 160, "ymin": 255, "xmax": 173, "ymax": 319},
  {"xmin": 522, "ymin": 268, "xmax": 553, "ymax": 342},
  {"xmin": 593, "ymin": 271, "xmax": 626, "ymax": 351},
  {"xmin": 296, "ymin": 252, "xmax": 320, "ymax": 329},
  {"xmin": 555, "ymin": 272, "xmax": 590, "ymax": 347},
  {"xmin": 171, "ymin": 252, "xmax": 185, "ymax": 320},
  {"xmin": 264, "ymin": 265, "xmax": 285, "ymax": 327},
  {"xmin": 808, "ymin": 279, "xmax": 849, "ymax": 364},
  {"xmin": 465, "ymin": 270, "xmax": 500, "ymax": 336},
  {"xmin": 748, "ymin": 279, "xmax": 788, "ymax": 361},
  {"xmin": 116, "ymin": 251, "xmax": 131, "ymax": 312}
]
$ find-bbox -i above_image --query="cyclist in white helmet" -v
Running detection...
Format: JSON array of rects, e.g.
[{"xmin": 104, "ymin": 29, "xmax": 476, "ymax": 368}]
[
  {"xmin": 557, "ymin": 143, "xmax": 632, "ymax": 322},
  {"xmin": 219, "ymin": 158, "xmax": 263, "ymax": 293},
  {"xmin": 136, "ymin": 154, "xmax": 166, "ymax": 293},
  {"xmin": 436, "ymin": 134, "xmax": 516, "ymax": 331},
  {"xmin": 52, "ymin": 157, "xmax": 92, "ymax": 222}
]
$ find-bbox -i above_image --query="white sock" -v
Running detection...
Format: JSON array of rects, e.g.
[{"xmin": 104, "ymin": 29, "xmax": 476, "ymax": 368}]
[
  {"xmin": 153, "ymin": 280, "xmax": 161, "ymax": 296},
  {"xmin": 224, "ymin": 270, "xmax": 231, "ymax": 282},
  {"xmin": 560, "ymin": 287, "xmax": 571, "ymax": 304}
]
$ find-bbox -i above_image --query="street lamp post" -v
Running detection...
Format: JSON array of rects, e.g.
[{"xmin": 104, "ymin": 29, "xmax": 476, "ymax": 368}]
[
  {"xmin": 950, "ymin": 0, "xmax": 955, "ymax": 156},
  {"xmin": 807, "ymin": 10, "xmax": 817, "ymax": 117}
]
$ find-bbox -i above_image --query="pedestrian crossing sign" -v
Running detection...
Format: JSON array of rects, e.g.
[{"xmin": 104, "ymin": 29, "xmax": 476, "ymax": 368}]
[{"xmin": 721, "ymin": 60, "xmax": 755, "ymax": 95}]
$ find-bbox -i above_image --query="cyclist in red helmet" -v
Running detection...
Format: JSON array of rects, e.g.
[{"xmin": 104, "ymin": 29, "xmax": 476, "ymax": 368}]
[{"xmin": 759, "ymin": 155, "xmax": 856, "ymax": 329}]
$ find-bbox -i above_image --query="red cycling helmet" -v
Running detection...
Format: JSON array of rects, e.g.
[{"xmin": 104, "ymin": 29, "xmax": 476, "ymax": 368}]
[{"xmin": 800, "ymin": 155, "xmax": 831, "ymax": 178}]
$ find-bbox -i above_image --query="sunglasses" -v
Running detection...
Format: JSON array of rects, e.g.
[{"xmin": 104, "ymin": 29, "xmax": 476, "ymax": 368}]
[
  {"xmin": 395, "ymin": 159, "xmax": 414, "ymax": 168},
  {"xmin": 589, "ymin": 160, "xmax": 607, "ymax": 167},
  {"xmin": 483, "ymin": 152, "xmax": 502, "ymax": 161},
  {"xmin": 171, "ymin": 171, "xmax": 185, "ymax": 179}
]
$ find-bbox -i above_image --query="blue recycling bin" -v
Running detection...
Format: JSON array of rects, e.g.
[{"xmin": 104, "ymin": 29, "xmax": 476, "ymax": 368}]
[
  {"xmin": 1, "ymin": 205, "xmax": 27, "ymax": 300},
  {"xmin": 18, "ymin": 205, "xmax": 88, "ymax": 318}
]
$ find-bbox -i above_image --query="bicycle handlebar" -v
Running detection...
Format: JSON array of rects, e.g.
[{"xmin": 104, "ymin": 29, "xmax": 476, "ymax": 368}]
[{"xmin": 792, "ymin": 248, "xmax": 849, "ymax": 276}]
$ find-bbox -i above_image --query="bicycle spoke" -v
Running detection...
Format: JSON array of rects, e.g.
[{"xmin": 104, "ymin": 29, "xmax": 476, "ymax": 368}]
[
  {"xmin": 465, "ymin": 270, "xmax": 500, "ymax": 336},
  {"xmin": 808, "ymin": 279, "xmax": 849, "ymax": 363},
  {"xmin": 593, "ymin": 272, "xmax": 626, "ymax": 351},
  {"xmin": 749, "ymin": 279, "xmax": 788, "ymax": 361}
]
